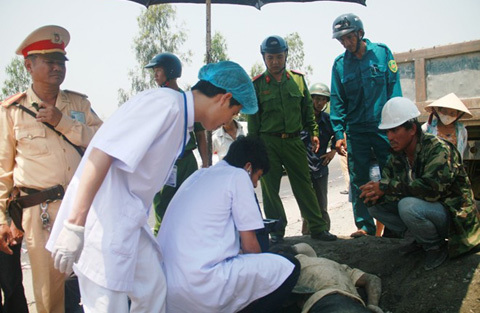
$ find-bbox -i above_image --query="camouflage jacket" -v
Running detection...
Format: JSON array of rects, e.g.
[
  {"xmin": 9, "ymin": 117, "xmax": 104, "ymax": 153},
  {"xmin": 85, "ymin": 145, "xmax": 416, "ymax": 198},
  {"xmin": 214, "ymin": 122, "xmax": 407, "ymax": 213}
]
[{"xmin": 379, "ymin": 132, "xmax": 480, "ymax": 257}]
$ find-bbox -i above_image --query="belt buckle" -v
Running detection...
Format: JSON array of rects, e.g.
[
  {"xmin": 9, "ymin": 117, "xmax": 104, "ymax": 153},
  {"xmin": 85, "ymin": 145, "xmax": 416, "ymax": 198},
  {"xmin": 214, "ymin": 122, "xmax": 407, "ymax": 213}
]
[{"xmin": 281, "ymin": 133, "xmax": 288, "ymax": 139}]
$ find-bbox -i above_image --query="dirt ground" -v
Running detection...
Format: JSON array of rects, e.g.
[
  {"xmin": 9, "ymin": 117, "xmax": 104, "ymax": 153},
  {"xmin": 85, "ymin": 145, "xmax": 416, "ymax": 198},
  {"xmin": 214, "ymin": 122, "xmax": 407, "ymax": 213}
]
[
  {"xmin": 279, "ymin": 235, "xmax": 480, "ymax": 313},
  {"xmin": 270, "ymin": 158, "xmax": 480, "ymax": 313}
]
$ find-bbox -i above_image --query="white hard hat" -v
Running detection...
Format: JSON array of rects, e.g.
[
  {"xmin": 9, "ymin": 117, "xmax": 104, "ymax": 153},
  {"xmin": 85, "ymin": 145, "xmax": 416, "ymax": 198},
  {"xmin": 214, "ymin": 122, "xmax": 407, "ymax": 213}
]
[
  {"xmin": 309, "ymin": 83, "xmax": 331, "ymax": 98},
  {"xmin": 379, "ymin": 97, "xmax": 420, "ymax": 130},
  {"xmin": 425, "ymin": 93, "xmax": 473, "ymax": 119}
]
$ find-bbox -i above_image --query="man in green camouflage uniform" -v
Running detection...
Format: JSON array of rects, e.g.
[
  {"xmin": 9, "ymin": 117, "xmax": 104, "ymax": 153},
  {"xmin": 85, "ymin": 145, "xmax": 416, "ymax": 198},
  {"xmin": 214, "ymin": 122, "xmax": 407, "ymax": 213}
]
[
  {"xmin": 248, "ymin": 35, "xmax": 336, "ymax": 242},
  {"xmin": 360, "ymin": 97, "xmax": 480, "ymax": 270}
]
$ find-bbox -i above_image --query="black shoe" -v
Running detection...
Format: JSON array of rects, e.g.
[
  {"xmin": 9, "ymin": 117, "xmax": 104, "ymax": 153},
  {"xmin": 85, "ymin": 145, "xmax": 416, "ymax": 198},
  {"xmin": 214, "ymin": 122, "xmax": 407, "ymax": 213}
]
[
  {"xmin": 311, "ymin": 231, "xmax": 337, "ymax": 241},
  {"xmin": 399, "ymin": 241, "xmax": 423, "ymax": 256},
  {"xmin": 424, "ymin": 245, "xmax": 448, "ymax": 270},
  {"xmin": 340, "ymin": 190, "xmax": 349, "ymax": 195}
]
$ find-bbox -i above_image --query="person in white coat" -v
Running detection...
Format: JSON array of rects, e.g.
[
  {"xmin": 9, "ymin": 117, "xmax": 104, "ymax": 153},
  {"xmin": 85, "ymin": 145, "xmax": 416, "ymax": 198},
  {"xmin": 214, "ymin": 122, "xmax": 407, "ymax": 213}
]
[
  {"xmin": 45, "ymin": 61, "xmax": 258, "ymax": 313},
  {"xmin": 212, "ymin": 117, "xmax": 245, "ymax": 160},
  {"xmin": 159, "ymin": 136, "xmax": 300, "ymax": 313}
]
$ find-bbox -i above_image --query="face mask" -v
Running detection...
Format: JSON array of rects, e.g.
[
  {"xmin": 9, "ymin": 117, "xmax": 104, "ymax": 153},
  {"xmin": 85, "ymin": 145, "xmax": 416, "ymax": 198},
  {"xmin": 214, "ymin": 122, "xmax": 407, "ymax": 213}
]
[{"xmin": 437, "ymin": 113, "xmax": 457, "ymax": 125}]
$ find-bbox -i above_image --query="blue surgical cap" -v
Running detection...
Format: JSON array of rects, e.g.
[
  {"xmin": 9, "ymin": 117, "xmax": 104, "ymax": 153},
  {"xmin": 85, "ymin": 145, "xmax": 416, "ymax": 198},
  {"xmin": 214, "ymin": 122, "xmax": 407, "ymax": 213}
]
[{"xmin": 198, "ymin": 61, "xmax": 258, "ymax": 114}]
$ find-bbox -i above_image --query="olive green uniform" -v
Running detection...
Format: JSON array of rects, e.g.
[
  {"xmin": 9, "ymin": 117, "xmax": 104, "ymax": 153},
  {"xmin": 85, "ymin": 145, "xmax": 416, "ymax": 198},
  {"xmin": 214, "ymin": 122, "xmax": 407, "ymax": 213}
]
[
  {"xmin": 153, "ymin": 122, "xmax": 204, "ymax": 235},
  {"xmin": 249, "ymin": 70, "xmax": 328, "ymax": 237}
]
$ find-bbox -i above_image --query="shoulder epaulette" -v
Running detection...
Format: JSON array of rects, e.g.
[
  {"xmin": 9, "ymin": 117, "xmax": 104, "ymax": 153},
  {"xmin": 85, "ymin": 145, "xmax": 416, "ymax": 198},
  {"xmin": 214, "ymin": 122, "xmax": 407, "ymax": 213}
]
[
  {"xmin": 1, "ymin": 92, "xmax": 26, "ymax": 108},
  {"xmin": 252, "ymin": 73, "xmax": 265, "ymax": 82},
  {"xmin": 334, "ymin": 54, "xmax": 345, "ymax": 63},
  {"xmin": 375, "ymin": 42, "xmax": 392, "ymax": 52},
  {"xmin": 290, "ymin": 69, "xmax": 305, "ymax": 76},
  {"xmin": 64, "ymin": 90, "xmax": 88, "ymax": 98}
]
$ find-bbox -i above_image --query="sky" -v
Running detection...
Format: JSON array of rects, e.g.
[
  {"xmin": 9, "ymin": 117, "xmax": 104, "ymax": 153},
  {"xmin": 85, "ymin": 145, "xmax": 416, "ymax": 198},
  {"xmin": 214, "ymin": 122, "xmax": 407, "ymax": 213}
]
[{"xmin": 1, "ymin": 0, "xmax": 479, "ymax": 119}]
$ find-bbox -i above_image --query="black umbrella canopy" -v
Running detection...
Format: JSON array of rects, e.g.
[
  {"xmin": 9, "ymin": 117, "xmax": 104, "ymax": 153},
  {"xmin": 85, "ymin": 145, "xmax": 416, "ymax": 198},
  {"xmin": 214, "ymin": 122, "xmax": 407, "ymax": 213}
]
[{"xmin": 130, "ymin": 0, "xmax": 366, "ymax": 9}]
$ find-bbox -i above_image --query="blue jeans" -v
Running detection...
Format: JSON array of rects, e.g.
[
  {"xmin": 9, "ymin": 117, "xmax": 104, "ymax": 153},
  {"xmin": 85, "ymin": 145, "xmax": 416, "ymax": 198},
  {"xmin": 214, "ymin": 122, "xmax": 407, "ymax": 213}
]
[
  {"xmin": 369, "ymin": 197, "xmax": 449, "ymax": 250},
  {"xmin": 309, "ymin": 293, "xmax": 370, "ymax": 313}
]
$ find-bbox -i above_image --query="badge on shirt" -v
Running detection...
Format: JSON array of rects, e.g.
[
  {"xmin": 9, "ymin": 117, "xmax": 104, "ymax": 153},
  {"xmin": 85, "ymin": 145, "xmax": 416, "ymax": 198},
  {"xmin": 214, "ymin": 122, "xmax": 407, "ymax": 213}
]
[
  {"xmin": 71, "ymin": 111, "xmax": 86, "ymax": 123},
  {"xmin": 388, "ymin": 60, "xmax": 398, "ymax": 73},
  {"xmin": 165, "ymin": 165, "xmax": 177, "ymax": 188}
]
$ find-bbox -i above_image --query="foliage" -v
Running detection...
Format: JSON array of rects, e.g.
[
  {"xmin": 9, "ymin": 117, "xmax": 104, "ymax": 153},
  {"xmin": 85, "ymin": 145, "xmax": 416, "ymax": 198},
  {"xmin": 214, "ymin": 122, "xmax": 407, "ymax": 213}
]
[
  {"xmin": 285, "ymin": 32, "xmax": 313, "ymax": 83},
  {"xmin": 1, "ymin": 57, "xmax": 31, "ymax": 98},
  {"xmin": 249, "ymin": 61, "xmax": 264, "ymax": 78},
  {"xmin": 205, "ymin": 31, "xmax": 229, "ymax": 63},
  {"xmin": 118, "ymin": 4, "xmax": 192, "ymax": 105}
]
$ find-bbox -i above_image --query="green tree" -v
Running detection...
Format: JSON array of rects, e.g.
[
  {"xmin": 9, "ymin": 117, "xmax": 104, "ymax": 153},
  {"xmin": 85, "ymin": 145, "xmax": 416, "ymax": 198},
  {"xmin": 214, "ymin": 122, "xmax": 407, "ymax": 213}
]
[
  {"xmin": 285, "ymin": 32, "xmax": 313, "ymax": 82},
  {"xmin": 205, "ymin": 31, "xmax": 229, "ymax": 63},
  {"xmin": 249, "ymin": 61, "xmax": 264, "ymax": 78},
  {"xmin": 1, "ymin": 57, "xmax": 31, "ymax": 98},
  {"xmin": 118, "ymin": 4, "xmax": 192, "ymax": 104}
]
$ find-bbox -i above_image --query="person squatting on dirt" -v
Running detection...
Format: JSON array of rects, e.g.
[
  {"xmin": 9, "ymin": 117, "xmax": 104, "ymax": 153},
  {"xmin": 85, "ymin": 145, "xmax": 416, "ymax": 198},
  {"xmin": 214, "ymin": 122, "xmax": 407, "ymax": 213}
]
[
  {"xmin": 360, "ymin": 97, "xmax": 480, "ymax": 271},
  {"xmin": 159, "ymin": 136, "xmax": 300, "ymax": 313},
  {"xmin": 46, "ymin": 60, "xmax": 258, "ymax": 313}
]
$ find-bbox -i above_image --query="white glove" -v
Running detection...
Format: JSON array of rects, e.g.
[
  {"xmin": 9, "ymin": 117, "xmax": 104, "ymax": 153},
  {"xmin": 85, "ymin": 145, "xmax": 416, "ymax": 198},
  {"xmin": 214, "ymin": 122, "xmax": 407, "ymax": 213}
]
[
  {"xmin": 367, "ymin": 304, "xmax": 384, "ymax": 313},
  {"xmin": 52, "ymin": 220, "xmax": 85, "ymax": 275}
]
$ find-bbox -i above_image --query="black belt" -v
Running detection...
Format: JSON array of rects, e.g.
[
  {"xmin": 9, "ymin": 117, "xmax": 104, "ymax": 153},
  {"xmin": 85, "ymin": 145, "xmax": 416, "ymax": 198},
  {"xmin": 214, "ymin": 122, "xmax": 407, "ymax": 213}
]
[
  {"xmin": 267, "ymin": 132, "xmax": 300, "ymax": 139},
  {"xmin": 8, "ymin": 185, "xmax": 65, "ymax": 232},
  {"xmin": 16, "ymin": 185, "xmax": 65, "ymax": 208}
]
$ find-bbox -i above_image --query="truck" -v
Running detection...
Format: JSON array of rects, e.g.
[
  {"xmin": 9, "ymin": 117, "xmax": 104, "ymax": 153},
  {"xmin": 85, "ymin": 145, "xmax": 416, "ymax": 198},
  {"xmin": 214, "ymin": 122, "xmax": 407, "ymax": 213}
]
[{"xmin": 394, "ymin": 40, "xmax": 480, "ymax": 199}]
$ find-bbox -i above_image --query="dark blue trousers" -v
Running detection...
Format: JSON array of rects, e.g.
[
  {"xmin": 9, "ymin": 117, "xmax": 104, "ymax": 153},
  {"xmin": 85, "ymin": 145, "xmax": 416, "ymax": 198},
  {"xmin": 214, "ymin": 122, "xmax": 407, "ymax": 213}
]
[{"xmin": 0, "ymin": 243, "xmax": 28, "ymax": 313}]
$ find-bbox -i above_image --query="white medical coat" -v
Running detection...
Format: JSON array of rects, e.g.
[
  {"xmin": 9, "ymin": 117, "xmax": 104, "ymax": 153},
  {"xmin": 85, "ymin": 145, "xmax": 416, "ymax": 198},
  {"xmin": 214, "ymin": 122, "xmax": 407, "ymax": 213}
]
[
  {"xmin": 158, "ymin": 160, "xmax": 294, "ymax": 313},
  {"xmin": 47, "ymin": 88, "xmax": 194, "ymax": 292}
]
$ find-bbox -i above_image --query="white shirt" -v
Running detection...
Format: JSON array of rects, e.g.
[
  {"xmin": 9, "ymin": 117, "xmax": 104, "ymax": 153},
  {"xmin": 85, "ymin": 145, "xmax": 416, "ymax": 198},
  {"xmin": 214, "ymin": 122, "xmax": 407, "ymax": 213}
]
[
  {"xmin": 158, "ymin": 161, "xmax": 294, "ymax": 313},
  {"xmin": 47, "ymin": 88, "xmax": 194, "ymax": 292},
  {"xmin": 212, "ymin": 120, "xmax": 245, "ymax": 160}
]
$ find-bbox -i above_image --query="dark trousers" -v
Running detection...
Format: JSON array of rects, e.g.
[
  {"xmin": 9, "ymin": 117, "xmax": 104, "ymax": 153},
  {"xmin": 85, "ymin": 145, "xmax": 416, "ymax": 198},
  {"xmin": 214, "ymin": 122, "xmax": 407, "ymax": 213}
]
[
  {"xmin": 65, "ymin": 275, "xmax": 84, "ymax": 313},
  {"xmin": 309, "ymin": 293, "xmax": 370, "ymax": 313},
  {"xmin": 239, "ymin": 253, "xmax": 300, "ymax": 313},
  {"xmin": 312, "ymin": 174, "xmax": 330, "ymax": 231},
  {"xmin": 347, "ymin": 131, "xmax": 391, "ymax": 235},
  {"xmin": 0, "ymin": 243, "xmax": 29, "ymax": 313}
]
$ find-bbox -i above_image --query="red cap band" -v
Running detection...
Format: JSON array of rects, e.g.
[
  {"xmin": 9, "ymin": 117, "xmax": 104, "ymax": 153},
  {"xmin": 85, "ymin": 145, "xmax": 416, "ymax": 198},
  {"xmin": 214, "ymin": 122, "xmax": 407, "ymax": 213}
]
[{"xmin": 21, "ymin": 39, "xmax": 65, "ymax": 58}]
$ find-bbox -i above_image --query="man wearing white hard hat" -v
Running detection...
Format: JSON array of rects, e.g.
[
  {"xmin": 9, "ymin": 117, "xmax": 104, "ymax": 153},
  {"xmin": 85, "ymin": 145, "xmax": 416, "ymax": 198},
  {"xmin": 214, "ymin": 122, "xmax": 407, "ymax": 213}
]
[
  {"xmin": 0, "ymin": 25, "xmax": 103, "ymax": 312},
  {"xmin": 422, "ymin": 93, "xmax": 473, "ymax": 158},
  {"xmin": 359, "ymin": 97, "xmax": 480, "ymax": 270}
]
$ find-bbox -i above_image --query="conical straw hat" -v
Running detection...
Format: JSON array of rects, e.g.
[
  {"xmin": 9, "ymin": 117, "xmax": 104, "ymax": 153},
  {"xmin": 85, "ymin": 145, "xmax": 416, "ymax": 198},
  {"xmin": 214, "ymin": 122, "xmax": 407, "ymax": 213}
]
[{"xmin": 425, "ymin": 93, "xmax": 472, "ymax": 119}]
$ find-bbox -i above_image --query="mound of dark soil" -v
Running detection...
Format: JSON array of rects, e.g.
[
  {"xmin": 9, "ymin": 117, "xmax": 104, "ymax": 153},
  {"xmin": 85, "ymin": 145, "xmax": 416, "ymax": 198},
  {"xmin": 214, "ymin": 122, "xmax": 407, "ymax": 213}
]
[{"xmin": 283, "ymin": 235, "xmax": 480, "ymax": 313}]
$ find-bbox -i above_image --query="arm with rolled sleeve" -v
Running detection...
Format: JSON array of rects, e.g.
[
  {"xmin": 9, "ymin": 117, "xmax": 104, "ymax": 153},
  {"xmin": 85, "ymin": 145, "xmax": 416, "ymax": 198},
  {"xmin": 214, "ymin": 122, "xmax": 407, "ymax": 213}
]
[
  {"xmin": 0, "ymin": 107, "xmax": 16, "ymax": 253},
  {"xmin": 0, "ymin": 107, "xmax": 15, "ymax": 226}
]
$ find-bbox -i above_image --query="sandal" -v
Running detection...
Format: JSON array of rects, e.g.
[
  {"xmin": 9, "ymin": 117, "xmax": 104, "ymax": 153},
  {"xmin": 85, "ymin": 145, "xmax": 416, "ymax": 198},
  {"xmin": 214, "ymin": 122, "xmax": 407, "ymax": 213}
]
[{"xmin": 350, "ymin": 229, "xmax": 368, "ymax": 238}]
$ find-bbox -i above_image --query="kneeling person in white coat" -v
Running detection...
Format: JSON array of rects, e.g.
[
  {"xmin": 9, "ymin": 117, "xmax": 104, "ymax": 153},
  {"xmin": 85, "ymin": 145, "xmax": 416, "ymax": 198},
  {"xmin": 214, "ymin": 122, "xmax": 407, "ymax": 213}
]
[
  {"xmin": 46, "ymin": 61, "xmax": 258, "ymax": 313},
  {"xmin": 159, "ymin": 136, "xmax": 300, "ymax": 313}
]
